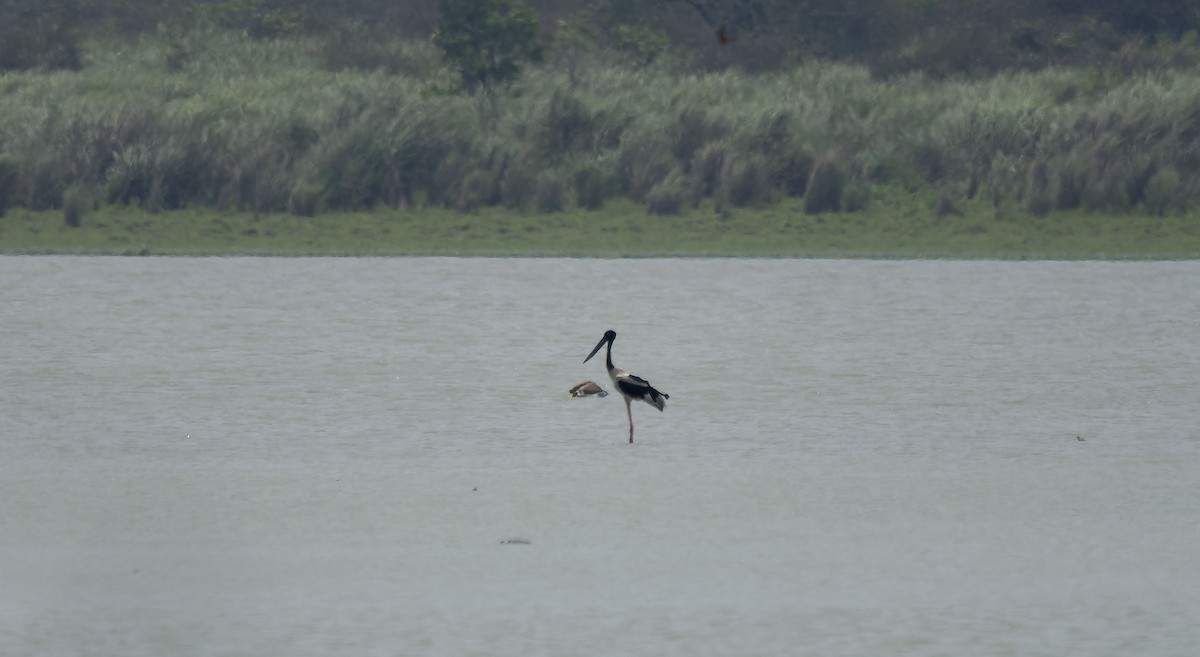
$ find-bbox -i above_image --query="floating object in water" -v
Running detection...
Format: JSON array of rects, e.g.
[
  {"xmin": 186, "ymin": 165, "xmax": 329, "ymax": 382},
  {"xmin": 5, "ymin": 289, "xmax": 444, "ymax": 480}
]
[
  {"xmin": 569, "ymin": 381, "xmax": 608, "ymax": 398},
  {"xmin": 500, "ymin": 538, "xmax": 531, "ymax": 545}
]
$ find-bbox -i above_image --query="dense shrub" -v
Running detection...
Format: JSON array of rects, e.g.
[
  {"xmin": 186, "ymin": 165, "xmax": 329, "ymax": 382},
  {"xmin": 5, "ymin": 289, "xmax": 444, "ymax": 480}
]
[
  {"xmin": 1145, "ymin": 167, "xmax": 1181, "ymax": 216},
  {"xmin": 843, "ymin": 184, "xmax": 871, "ymax": 213},
  {"xmin": 1025, "ymin": 162, "xmax": 1054, "ymax": 216},
  {"xmin": 691, "ymin": 142, "xmax": 727, "ymax": 199},
  {"xmin": 455, "ymin": 169, "xmax": 494, "ymax": 212},
  {"xmin": 669, "ymin": 106, "xmax": 729, "ymax": 166},
  {"xmin": 321, "ymin": 26, "xmax": 443, "ymax": 77},
  {"xmin": 288, "ymin": 180, "xmax": 323, "ymax": 217},
  {"xmin": 500, "ymin": 153, "xmax": 539, "ymax": 209},
  {"xmin": 1051, "ymin": 155, "xmax": 1087, "ymax": 210},
  {"xmin": 804, "ymin": 158, "xmax": 846, "ymax": 214},
  {"xmin": 772, "ymin": 147, "xmax": 816, "ymax": 197},
  {"xmin": 645, "ymin": 170, "xmax": 687, "ymax": 216},
  {"xmin": 539, "ymin": 90, "xmax": 593, "ymax": 158},
  {"xmin": 718, "ymin": 155, "xmax": 771, "ymax": 208},
  {"xmin": 573, "ymin": 160, "xmax": 615, "ymax": 210},
  {"xmin": 2, "ymin": 28, "xmax": 1200, "ymax": 223},
  {"xmin": 0, "ymin": 155, "xmax": 17, "ymax": 216},
  {"xmin": 615, "ymin": 125, "xmax": 673, "ymax": 201},
  {"xmin": 0, "ymin": 1, "xmax": 82, "ymax": 72},
  {"xmin": 62, "ymin": 184, "xmax": 90, "ymax": 227},
  {"xmin": 534, "ymin": 171, "xmax": 566, "ymax": 212}
]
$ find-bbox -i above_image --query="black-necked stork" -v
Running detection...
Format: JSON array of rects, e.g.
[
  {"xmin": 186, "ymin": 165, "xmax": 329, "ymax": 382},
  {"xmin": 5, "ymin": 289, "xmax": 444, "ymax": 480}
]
[
  {"xmin": 584, "ymin": 330, "xmax": 669, "ymax": 444},
  {"xmin": 569, "ymin": 381, "xmax": 608, "ymax": 398}
]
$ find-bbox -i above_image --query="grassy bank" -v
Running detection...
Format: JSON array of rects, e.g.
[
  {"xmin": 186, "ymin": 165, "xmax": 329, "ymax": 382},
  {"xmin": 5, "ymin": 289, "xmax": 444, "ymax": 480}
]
[
  {"xmin": 2, "ymin": 30, "xmax": 1200, "ymax": 258},
  {"xmin": 4, "ymin": 193, "xmax": 1197, "ymax": 258}
]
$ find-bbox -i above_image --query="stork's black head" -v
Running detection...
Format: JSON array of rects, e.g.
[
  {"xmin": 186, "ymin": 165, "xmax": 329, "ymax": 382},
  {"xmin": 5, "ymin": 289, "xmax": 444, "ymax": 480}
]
[{"xmin": 584, "ymin": 330, "xmax": 617, "ymax": 363}]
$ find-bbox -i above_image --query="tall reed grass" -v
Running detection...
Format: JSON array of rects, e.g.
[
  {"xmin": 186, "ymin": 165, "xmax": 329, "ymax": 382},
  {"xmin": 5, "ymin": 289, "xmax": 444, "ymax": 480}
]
[{"xmin": 1, "ymin": 30, "xmax": 1198, "ymax": 219}]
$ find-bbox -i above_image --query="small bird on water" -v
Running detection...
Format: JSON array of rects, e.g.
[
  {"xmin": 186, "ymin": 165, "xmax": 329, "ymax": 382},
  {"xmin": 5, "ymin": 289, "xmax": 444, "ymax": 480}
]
[
  {"xmin": 584, "ymin": 329, "xmax": 669, "ymax": 444},
  {"xmin": 569, "ymin": 381, "xmax": 608, "ymax": 398}
]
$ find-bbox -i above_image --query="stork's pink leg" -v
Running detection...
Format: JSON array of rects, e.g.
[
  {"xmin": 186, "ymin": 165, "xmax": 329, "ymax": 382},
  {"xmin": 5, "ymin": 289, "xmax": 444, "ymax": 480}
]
[{"xmin": 625, "ymin": 398, "xmax": 634, "ymax": 444}]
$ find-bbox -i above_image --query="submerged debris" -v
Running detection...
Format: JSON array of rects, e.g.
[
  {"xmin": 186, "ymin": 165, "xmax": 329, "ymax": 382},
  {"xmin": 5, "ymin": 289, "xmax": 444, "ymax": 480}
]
[{"xmin": 569, "ymin": 381, "xmax": 608, "ymax": 398}]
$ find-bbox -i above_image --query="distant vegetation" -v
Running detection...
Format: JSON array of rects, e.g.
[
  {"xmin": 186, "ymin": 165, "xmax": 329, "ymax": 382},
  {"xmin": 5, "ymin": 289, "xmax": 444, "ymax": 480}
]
[
  {"xmin": 1, "ymin": 0, "xmax": 1199, "ymax": 234},
  {"xmin": 6, "ymin": 1, "xmax": 1200, "ymax": 76}
]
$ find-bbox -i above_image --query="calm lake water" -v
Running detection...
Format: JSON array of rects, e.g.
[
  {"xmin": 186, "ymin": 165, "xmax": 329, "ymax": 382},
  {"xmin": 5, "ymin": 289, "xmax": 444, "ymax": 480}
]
[{"xmin": 2, "ymin": 256, "xmax": 1198, "ymax": 657}]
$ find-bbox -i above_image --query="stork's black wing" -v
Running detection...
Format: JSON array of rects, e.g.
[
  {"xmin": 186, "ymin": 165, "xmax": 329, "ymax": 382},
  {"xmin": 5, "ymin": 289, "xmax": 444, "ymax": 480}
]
[{"xmin": 618, "ymin": 375, "xmax": 669, "ymax": 409}]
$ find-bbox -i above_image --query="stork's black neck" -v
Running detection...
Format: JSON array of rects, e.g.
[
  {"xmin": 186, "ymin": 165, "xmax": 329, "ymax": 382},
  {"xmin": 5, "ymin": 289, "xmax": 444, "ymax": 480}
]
[{"xmin": 605, "ymin": 338, "xmax": 615, "ymax": 372}]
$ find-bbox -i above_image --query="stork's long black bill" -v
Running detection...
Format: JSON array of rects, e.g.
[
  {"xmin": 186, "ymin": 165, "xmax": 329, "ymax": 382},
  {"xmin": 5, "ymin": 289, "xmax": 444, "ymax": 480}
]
[{"xmin": 584, "ymin": 336, "xmax": 607, "ymax": 363}]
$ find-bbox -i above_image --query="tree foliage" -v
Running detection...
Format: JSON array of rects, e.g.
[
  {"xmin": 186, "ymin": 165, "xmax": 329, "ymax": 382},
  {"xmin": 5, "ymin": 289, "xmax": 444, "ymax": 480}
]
[
  {"xmin": 185, "ymin": 0, "xmax": 306, "ymax": 38},
  {"xmin": 5, "ymin": 0, "xmax": 1200, "ymax": 77},
  {"xmin": 433, "ymin": 0, "xmax": 543, "ymax": 93},
  {"xmin": 0, "ymin": 0, "xmax": 83, "ymax": 71}
]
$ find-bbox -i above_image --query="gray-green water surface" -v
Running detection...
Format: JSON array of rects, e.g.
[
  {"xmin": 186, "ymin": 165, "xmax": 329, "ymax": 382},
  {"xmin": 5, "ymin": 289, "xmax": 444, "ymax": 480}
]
[{"xmin": 2, "ymin": 257, "xmax": 1198, "ymax": 656}]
